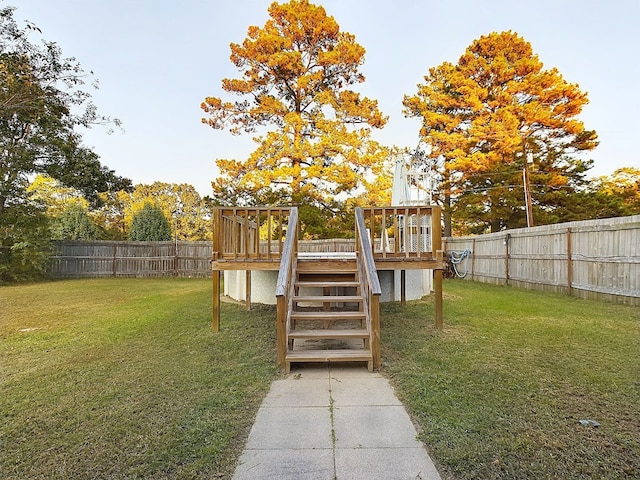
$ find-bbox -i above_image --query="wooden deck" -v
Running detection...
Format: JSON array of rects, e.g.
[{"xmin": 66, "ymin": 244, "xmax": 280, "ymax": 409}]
[{"xmin": 211, "ymin": 205, "xmax": 445, "ymax": 370}]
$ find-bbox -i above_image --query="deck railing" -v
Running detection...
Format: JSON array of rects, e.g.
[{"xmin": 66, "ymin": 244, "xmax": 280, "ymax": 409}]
[
  {"xmin": 275, "ymin": 207, "xmax": 299, "ymax": 367},
  {"xmin": 213, "ymin": 207, "xmax": 293, "ymax": 262},
  {"xmin": 355, "ymin": 207, "xmax": 382, "ymax": 369},
  {"xmin": 212, "ymin": 205, "xmax": 443, "ymax": 333},
  {"xmin": 360, "ymin": 206, "xmax": 442, "ymax": 259}
]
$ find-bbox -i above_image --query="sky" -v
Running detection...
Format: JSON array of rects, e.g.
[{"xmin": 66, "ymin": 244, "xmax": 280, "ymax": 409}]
[{"xmin": 10, "ymin": 0, "xmax": 640, "ymax": 197}]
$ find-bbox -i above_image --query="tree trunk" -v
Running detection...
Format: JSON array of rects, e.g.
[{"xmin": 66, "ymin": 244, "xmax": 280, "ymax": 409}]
[
  {"xmin": 523, "ymin": 154, "xmax": 534, "ymax": 227},
  {"xmin": 443, "ymin": 192, "xmax": 452, "ymax": 237}
]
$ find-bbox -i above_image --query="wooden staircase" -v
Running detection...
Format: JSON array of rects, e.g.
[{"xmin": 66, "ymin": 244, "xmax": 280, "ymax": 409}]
[
  {"xmin": 212, "ymin": 205, "xmax": 444, "ymax": 370},
  {"xmin": 284, "ymin": 258, "xmax": 374, "ymax": 372}
]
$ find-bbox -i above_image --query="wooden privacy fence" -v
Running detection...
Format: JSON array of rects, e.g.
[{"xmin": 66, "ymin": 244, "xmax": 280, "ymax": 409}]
[
  {"xmin": 444, "ymin": 215, "xmax": 640, "ymax": 305},
  {"xmin": 49, "ymin": 239, "xmax": 367, "ymax": 278},
  {"xmin": 49, "ymin": 241, "xmax": 213, "ymax": 278}
]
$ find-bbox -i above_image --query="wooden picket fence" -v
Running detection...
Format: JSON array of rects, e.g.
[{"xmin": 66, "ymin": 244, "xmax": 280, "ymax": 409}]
[{"xmin": 444, "ymin": 215, "xmax": 640, "ymax": 305}]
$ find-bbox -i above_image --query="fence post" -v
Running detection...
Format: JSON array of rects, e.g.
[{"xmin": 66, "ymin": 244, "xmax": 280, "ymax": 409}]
[
  {"xmin": 505, "ymin": 233, "xmax": 510, "ymax": 285},
  {"xmin": 567, "ymin": 227, "xmax": 573, "ymax": 295},
  {"xmin": 471, "ymin": 238, "xmax": 476, "ymax": 279},
  {"xmin": 112, "ymin": 244, "xmax": 117, "ymax": 277},
  {"xmin": 174, "ymin": 240, "xmax": 178, "ymax": 277}
]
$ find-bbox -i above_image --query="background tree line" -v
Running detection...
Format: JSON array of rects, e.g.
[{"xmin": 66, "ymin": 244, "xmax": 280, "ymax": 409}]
[
  {"xmin": 28, "ymin": 176, "xmax": 213, "ymax": 242},
  {"xmin": 0, "ymin": 6, "xmax": 212, "ymax": 282}
]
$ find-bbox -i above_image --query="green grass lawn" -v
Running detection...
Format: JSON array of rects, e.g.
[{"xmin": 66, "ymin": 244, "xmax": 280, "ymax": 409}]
[
  {"xmin": 1, "ymin": 278, "xmax": 280, "ymax": 479},
  {"xmin": 2, "ymin": 278, "xmax": 638, "ymax": 479},
  {"xmin": 382, "ymin": 280, "xmax": 640, "ymax": 479}
]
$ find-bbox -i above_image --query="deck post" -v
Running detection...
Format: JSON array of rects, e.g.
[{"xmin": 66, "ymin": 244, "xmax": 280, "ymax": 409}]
[
  {"xmin": 245, "ymin": 270, "xmax": 251, "ymax": 310},
  {"xmin": 434, "ymin": 269, "xmax": 443, "ymax": 330},
  {"xmin": 212, "ymin": 208, "xmax": 222, "ymax": 332},
  {"xmin": 276, "ymin": 295, "xmax": 287, "ymax": 368},
  {"xmin": 431, "ymin": 206, "xmax": 444, "ymax": 330},
  {"xmin": 371, "ymin": 294, "xmax": 381, "ymax": 370},
  {"xmin": 212, "ymin": 270, "xmax": 220, "ymax": 332}
]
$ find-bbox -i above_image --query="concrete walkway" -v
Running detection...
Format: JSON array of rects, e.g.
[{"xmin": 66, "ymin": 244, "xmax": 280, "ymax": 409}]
[{"xmin": 232, "ymin": 364, "xmax": 442, "ymax": 480}]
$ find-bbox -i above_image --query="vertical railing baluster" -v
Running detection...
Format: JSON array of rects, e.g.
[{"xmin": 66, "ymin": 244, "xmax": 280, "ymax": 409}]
[
  {"xmin": 267, "ymin": 209, "xmax": 272, "ymax": 260},
  {"xmin": 381, "ymin": 209, "xmax": 387, "ymax": 259},
  {"xmin": 417, "ymin": 207, "xmax": 421, "ymax": 258}
]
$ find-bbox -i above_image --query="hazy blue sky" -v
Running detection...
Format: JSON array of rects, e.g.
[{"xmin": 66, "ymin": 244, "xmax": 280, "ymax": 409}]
[{"xmin": 11, "ymin": 0, "xmax": 640, "ymax": 196}]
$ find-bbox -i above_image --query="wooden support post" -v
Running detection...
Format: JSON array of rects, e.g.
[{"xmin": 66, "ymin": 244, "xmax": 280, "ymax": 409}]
[
  {"xmin": 276, "ymin": 295, "xmax": 286, "ymax": 368},
  {"xmin": 212, "ymin": 207, "xmax": 222, "ymax": 332},
  {"xmin": 212, "ymin": 270, "xmax": 220, "ymax": 332},
  {"xmin": 371, "ymin": 294, "xmax": 381, "ymax": 370},
  {"xmin": 400, "ymin": 269, "xmax": 406, "ymax": 306},
  {"xmin": 245, "ymin": 270, "xmax": 251, "ymax": 310},
  {"xmin": 434, "ymin": 268, "xmax": 443, "ymax": 330},
  {"xmin": 431, "ymin": 206, "xmax": 444, "ymax": 330}
]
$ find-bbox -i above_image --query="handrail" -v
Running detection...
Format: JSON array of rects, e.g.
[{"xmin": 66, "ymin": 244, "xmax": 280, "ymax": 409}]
[
  {"xmin": 355, "ymin": 207, "xmax": 382, "ymax": 295},
  {"xmin": 355, "ymin": 207, "xmax": 382, "ymax": 369},
  {"xmin": 275, "ymin": 207, "xmax": 298, "ymax": 367},
  {"xmin": 275, "ymin": 207, "xmax": 298, "ymax": 297}
]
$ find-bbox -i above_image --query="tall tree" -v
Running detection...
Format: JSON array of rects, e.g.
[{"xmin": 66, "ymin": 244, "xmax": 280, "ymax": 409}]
[
  {"xmin": 0, "ymin": 6, "xmax": 131, "ymax": 278},
  {"xmin": 201, "ymin": 0, "xmax": 388, "ymax": 237},
  {"xmin": 403, "ymin": 31, "xmax": 598, "ymax": 234},
  {"xmin": 0, "ymin": 6, "xmax": 130, "ymax": 213}
]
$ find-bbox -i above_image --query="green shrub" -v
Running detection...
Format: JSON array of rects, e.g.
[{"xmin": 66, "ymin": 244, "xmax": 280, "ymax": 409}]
[
  {"xmin": 51, "ymin": 203, "xmax": 99, "ymax": 240},
  {"xmin": 129, "ymin": 202, "xmax": 172, "ymax": 241}
]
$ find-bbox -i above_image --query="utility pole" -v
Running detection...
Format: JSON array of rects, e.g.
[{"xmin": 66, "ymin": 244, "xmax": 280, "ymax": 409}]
[{"xmin": 523, "ymin": 150, "xmax": 534, "ymax": 228}]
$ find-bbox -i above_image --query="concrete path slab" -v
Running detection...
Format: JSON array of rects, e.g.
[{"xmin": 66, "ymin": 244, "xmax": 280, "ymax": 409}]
[{"xmin": 232, "ymin": 364, "xmax": 442, "ymax": 480}]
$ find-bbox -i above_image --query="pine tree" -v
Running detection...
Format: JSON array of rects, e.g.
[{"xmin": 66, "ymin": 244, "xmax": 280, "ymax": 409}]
[{"xmin": 129, "ymin": 203, "xmax": 172, "ymax": 241}]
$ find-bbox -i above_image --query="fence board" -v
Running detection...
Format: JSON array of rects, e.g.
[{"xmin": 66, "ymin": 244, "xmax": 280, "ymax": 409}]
[{"xmin": 445, "ymin": 215, "xmax": 640, "ymax": 305}]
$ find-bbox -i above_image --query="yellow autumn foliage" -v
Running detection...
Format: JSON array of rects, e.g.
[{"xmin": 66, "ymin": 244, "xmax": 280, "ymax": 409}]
[{"xmin": 202, "ymin": 0, "xmax": 389, "ymax": 237}]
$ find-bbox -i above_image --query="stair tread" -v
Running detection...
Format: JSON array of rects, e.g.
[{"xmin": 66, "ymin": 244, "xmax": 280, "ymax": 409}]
[
  {"xmin": 295, "ymin": 281, "xmax": 360, "ymax": 288},
  {"xmin": 297, "ymin": 266, "xmax": 357, "ymax": 274},
  {"xmin": 286, "ymin": 349, "xmax": 373, "ymax": 361},
  {"xmin": 289, "ymin": 328, "xmax": 369, "ymax": 338},
  {"xmin": 294, "ymin": 295, "xmax": 362, "ymax": 302},
  {"xmin": 291, "ymin": 311, "xmax": 366, "ymax": 319}
]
